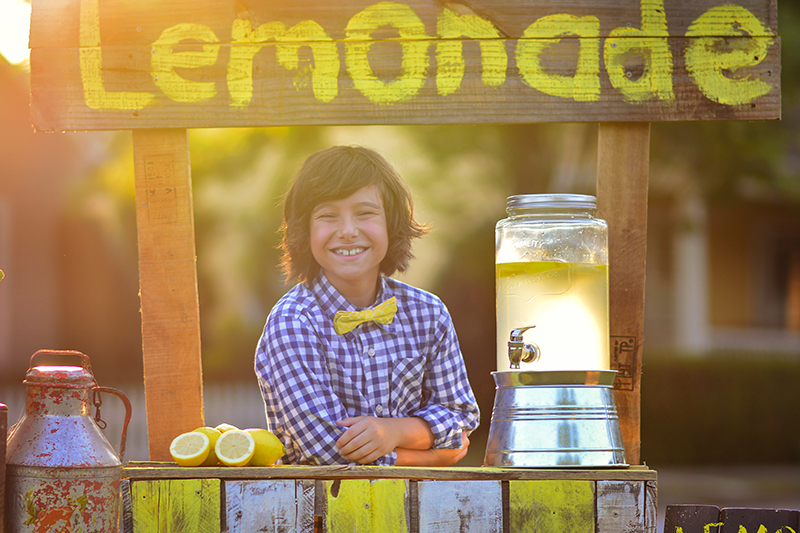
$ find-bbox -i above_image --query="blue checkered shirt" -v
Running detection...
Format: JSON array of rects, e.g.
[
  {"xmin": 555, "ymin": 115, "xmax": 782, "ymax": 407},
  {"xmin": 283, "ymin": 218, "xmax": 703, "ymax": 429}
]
[{"xmin": 254, "ymin": 273, "xmax": 480, "ymax": 465}]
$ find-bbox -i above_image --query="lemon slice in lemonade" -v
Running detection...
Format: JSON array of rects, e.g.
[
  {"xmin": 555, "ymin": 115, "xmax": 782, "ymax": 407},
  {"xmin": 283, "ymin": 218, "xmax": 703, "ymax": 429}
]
[
  {"xmin": 215, "ymin": 429, "xmax": 256, "ymax": 466},
  {"xmin": 170, "ymin": 431, "xmax": 211, "ymax": 467}
]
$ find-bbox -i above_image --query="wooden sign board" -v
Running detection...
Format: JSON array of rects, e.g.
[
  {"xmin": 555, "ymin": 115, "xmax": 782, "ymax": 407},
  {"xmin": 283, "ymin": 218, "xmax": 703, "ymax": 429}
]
[
  {"xmin": 664, "ymin": 505, "xmax": 800, "ymax": 533},
  {"xmin": 30, "ymin": 0, "xmax": 780, "ymax": 131}
]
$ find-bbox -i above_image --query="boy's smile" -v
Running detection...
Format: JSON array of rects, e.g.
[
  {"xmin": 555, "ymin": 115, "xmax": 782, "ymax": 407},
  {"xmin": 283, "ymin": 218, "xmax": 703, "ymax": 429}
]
[{"xmin": 310, "ymin": 184, "xmax": 389, "ymax": 306}]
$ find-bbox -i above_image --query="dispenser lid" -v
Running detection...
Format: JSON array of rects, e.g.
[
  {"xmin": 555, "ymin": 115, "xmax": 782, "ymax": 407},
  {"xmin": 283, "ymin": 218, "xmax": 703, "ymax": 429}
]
[{"xmin": 507, "ymin": 194, "xmax": 596, "ymax": 212}]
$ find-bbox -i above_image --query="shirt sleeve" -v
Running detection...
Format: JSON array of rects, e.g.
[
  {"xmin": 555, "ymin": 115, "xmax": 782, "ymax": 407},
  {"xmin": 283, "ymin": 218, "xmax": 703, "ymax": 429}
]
[
  {"xmin": 255, "ymin": 309, "xmax": 371, "ymax": 465},
  {"xmin": 409, "ymin": 302, "xmax": 480, "ymax": 449}
]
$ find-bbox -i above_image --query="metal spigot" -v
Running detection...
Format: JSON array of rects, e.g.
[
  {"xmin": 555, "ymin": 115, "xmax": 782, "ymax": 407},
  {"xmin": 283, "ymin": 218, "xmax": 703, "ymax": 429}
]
[{"xmin": 509, "ymin": 326, "xmax": 541, "ymax": 369}]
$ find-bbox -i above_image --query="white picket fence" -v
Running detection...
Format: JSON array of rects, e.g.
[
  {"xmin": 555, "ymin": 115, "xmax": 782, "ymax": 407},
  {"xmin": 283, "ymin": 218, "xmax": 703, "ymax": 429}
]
[{"xmin": 1, "ymin": 381, "xmax": 267, "ymax": 462}]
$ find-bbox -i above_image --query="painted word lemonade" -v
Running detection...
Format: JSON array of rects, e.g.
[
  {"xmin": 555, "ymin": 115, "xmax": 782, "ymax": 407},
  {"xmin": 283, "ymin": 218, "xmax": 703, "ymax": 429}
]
[
  {"xmin": 496, "ymin": 261, "xmax": 610, "ymax": 372},
  {"xmin": 77, "ymin": 0, "xmax": 776, "ymax": 110}
]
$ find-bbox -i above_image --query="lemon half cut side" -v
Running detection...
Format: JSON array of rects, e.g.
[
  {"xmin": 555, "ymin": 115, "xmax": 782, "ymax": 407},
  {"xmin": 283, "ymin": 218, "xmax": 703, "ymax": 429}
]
[
  {"xmin": 170, "ymin": 431, "xmax": 211, "ymax": 467},
  {"xmin": 215, "ymin": 429, "xmax": 256, "ymax": 467}
]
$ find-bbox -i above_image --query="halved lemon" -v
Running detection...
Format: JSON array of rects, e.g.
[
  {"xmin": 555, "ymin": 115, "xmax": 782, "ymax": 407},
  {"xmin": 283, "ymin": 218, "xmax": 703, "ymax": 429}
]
[
  {"xmin": 169, "ymin": 431, "xmax": 210, "ymax": 467},
  {"xmin": 193, "ymin": 427, "xmax": 223, "ymax": 466},
  {"xmin": 215, "ymin": 429, "xmax": 255, "ymax": 467},
  {"xmin": 245, "ymin": 428, "xmax": 286, "ymax": 466},
  {"xmin": 214, "ymin": 422, "xmax": 240, "ymax": 433}
]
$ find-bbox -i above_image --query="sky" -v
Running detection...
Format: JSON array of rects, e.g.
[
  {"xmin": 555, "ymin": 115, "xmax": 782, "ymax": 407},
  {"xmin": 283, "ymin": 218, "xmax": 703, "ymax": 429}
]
[{"xmin": 0, "ymin": 0, "xmax": 31, "ymax": 65}]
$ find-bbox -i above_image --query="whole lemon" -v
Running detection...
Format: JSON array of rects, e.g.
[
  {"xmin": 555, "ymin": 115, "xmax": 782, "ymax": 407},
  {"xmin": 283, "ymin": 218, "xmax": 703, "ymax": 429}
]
[
  {"xmin": 193, "ymin": 427, "xmax": 222, "ymax": 466},
  {"xmin": 245, "ymin": 428, "xmax": 286, "ymax": 466}
]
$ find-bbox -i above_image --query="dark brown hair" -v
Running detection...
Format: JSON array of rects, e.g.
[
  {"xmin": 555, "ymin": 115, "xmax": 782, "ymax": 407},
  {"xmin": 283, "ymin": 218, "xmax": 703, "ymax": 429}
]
[{"xmin": 280, "ymin": 145, "xmax": 429, "ymax": 284}]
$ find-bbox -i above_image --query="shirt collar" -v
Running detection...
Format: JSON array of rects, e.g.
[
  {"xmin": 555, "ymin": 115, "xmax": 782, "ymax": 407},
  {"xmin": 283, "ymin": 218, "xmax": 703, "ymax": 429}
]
[{"xmin": 311, "ymin": 273, "xmax": 397, "ymax": 334}]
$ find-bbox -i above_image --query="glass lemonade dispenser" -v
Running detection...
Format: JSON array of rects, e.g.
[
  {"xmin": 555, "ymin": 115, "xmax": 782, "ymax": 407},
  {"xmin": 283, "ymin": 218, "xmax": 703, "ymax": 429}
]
[{"xmin": 484, "ymin": 194, "xmax": 627, "ymax": 467}]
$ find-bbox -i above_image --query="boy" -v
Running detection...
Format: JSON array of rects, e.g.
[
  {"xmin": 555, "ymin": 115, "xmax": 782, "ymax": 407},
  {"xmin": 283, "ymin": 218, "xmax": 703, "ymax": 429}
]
[{"xmin": 254, "ymin": 145, "xmax": 479, "ymax": 466}]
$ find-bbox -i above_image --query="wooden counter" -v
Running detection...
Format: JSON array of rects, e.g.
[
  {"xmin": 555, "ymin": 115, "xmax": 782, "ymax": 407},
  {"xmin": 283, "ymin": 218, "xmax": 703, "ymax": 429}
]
[{"xmin": 121, "ymin": 463, "xmax": 657, "ymax": 532}]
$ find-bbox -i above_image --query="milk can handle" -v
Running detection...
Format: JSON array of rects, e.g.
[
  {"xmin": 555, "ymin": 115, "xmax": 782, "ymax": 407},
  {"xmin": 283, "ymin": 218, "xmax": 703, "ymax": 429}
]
[
  {"xmin": 28, "ymin": 348, "xmax": 93, "ymax": 374},
  {"xmin": 93, "ymin": 386, "xmax": 133, "ymax": 463}
]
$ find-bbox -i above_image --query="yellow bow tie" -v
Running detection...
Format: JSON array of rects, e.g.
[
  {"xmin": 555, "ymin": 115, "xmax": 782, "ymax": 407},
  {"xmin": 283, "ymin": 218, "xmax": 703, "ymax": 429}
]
[{"xmin": 333, "ymin": 296, "xmax": 397, "ymax": 335}]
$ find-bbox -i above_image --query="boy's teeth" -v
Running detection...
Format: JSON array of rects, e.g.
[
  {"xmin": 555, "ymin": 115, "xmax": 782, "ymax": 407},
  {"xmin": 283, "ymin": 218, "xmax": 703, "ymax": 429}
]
[{"xmin": 336, "ymin": 248, "xmax": 364, "ymax": 256}]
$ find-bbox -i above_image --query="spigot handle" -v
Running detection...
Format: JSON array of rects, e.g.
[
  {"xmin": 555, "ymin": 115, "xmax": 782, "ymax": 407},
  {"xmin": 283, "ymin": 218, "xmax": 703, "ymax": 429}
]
[
  {"xmin": 510, "ymin": 326, "xmax": 536, "ymax": 341},
  {"xmin": 508, "ymin": 326, "xmax": 541, "ymax": 369}
]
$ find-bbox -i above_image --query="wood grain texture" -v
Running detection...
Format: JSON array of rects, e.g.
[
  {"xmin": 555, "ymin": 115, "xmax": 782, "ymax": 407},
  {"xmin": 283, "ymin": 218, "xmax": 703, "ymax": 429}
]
[
  {"xmin": 596, "ymin": 122, "xmax": 650, "ymax": 466},
  {"xmin": 663, "ymin": 505, "xmax": 722, "ymax": 533},
  {"xmin": 719, "ymin": 508, "xmax": 800, "ymax": 533},
  {"xmin": 29, "ymin": 0, "xmax": 780, "ymax": 130},
  {"xmin": 323, "ymin": 478, "xmax": 409, "ymax": 533},
  {"xmin": 417, "ymin": 480, "xmax": 503, "ymax": 532},
  {"xmin": 130, "ymin": 478, "xmax": 221, "ymax": 533},
  {"xmin": 29, "ymin": 0, "xmax": 778, "ymax": 47},
  {"xmin": 596, "ymin": 480, "xmax": 647, "ymax": 533},
  {"xmin": 226, "ymin": 479, "xmax": 314, "ymax": 533},
  {"xmin": 132, "ymin": 129, "xmax": 204, "ymax": 461},
  {"xmin": 508, "ymin": 479, "xmax": 595, "ymax": 533},
  {"xmin": 122, "ymin": 463, "xmax": 658, "ymax": 481}
]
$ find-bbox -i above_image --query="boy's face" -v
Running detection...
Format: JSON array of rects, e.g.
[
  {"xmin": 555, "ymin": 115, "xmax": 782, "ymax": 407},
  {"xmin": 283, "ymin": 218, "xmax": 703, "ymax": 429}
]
[{"xmin": 309, "ymin": 184, "xmax": 389, "ymax": 297}]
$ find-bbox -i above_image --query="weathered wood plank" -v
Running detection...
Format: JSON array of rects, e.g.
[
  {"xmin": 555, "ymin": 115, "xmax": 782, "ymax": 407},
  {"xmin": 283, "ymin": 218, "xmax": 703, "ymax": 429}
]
[
  {"xmin": 508, "ymin": 479, "xmax": 595, "ymax": 532},
  {"xmin": 29, "ymin": 0, "xmax": 778, "ymax": 48},
  {"xmin": 30, "ymin": 33, "xmax": 781, "ymax": 131},
  {"xmin": 323, "ymin": 478, "xmax": 410, "ymax": 533},
  {"xmin": 122, "ymin": 463, "xmax": 659, "ymax": 481},
  {"xmin": 645, "ymin": 480, "xmax": 657, "ymax": 533},
  {"xmin": 596, "ymin": 122, "xmax": 650, "ymax": 466},
  {"xmin": 130, "ymin": 478, "xmax": 221, "ymax": 533},
  {"xmin": 226, "ymin": 479, "xmax": 314, "ymax": 533},
  {"xmin": 596, "ymin": 480, "xmax": 646, "ymax": 533},
  {"xmin": 132, "ymin": 129, "xmax": 204, "ymax": 461},
  {"xmin": 30, "ymin": 0, "xmax": 780, "ymax": 130},
  {"xmin": 663, "ymin": 505, "xmax": 722, "ymax": 533},
  {"xmin": 417, "ymin": 480, "xmax": 503, "ymax": 532},
  {"xmin": 719, "ymin": 508, "xmax": 800, "ymax": 533}
]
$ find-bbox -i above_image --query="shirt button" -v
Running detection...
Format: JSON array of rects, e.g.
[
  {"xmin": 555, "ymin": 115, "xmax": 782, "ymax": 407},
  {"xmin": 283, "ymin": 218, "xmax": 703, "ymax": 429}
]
[
  {"xmin": 375, "ymin": 404, "xmax": 384, "ymax": 414},
  {"xmin": 367, "ymin": 348, "xmax": 376, "ymax": 357}
]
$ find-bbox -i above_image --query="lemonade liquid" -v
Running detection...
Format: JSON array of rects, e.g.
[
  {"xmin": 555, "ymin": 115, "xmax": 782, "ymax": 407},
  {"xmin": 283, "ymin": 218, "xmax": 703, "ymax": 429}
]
[{"xmin": 496, "ymin": 261, "xmax": 609, "ymax": 371}]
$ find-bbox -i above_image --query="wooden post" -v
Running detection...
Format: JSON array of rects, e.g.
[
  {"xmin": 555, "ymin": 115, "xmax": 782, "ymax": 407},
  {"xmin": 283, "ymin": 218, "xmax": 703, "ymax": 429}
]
[
  {"xmin": 596, "ymin": 122, "xmax": 650, "ymax": 466},
  {"xmin": 132, "ymin": 129, "xmax": 204, "ymax": 460}
]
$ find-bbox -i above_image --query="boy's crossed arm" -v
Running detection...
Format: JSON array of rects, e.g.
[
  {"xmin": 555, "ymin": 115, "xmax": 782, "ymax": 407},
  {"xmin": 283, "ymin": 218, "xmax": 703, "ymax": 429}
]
[{"xmin": 335, "ymin": 415, "xmax": 469, "ymax": 466}]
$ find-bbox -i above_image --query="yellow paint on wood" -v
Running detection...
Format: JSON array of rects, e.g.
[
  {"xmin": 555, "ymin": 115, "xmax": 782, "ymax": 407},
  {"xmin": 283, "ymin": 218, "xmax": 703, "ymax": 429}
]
[
  {"xmin": 79, "ymin": 0, "xmax": 154, "ymax": 109},
  {"xmin": 131, "ymin": 479, "xmax": 221, "ymax": 533},
  {"xmin": 604, "ymin": 0, "xmax": 675, "ymax": 103},
  {"xmin": 685, "ymin": 5, "xmax": 774, "ymax": 105},
  {"xmin": 325, "ymin": 479, "xmax": 408, "ymax": 533},
  {"xmin": 509, "ymin": 479, "xmax": 595, "ymax": 533}
]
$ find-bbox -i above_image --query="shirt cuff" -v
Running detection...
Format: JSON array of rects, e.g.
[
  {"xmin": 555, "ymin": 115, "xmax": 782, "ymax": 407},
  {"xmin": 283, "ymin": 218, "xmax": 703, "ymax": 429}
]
[{"xmin": 411, "ymin": 405, "xmax": 465, "ymax": 449}]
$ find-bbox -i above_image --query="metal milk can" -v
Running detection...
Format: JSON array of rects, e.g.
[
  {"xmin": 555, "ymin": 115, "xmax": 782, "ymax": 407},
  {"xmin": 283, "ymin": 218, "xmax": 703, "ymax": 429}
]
[{"xmin": 5, "ymin": 349, "xmax": 132, "ymax": 533}]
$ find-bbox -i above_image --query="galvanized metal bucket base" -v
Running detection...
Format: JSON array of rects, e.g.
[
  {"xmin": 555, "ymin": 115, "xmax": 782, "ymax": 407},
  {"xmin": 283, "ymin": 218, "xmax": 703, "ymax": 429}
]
[{"xmin": 484, "ymin": 370, "xmax": 627, "ymax": 468}]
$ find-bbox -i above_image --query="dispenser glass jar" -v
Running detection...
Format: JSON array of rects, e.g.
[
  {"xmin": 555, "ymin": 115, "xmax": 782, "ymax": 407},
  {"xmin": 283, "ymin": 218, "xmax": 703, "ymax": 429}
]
[{"xmin": 496, "ymin": 194, "xmax": 610, "ymax": 372}]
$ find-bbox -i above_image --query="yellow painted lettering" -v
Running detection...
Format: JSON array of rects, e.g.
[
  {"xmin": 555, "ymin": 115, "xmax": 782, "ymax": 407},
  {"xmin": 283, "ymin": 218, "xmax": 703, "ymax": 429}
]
[
  {"xmin": 345, "ymin": 2, "xmax": 429, "ymax": 105},
  {"xmin": 151, "ymin": 24, "xmax": 219, "ymax": 103},
  {"xmin": 705, "ymin": 523, "xmax": 724, "ymax": 533},
  {"xmin": 684, "ymin": 5, "xmax": 774, "ymax": 105},
  {"xmin": 228, "ymin": 19, "xmax": 339, "ymax": 107},
  {"xmin": 516, "ymin": 14, "xmax": 600, "ymax": 102},
  {"xmin": 604, "ymin": 0, "xmax": 675, "ymax": 103},
  {"xmin": 79, "ymin": 0, "xmax": 154, "ymax": 110},
  {"xmin": 435, "ymin": 7, "xmax": 506, "ymax": 96}
]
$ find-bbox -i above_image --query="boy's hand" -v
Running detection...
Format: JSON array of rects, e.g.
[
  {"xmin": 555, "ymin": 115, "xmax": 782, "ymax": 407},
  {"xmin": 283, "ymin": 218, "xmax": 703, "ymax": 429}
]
[{"xmin": 335, "ymin": 416, "xmax": 400, "ymax": 464}]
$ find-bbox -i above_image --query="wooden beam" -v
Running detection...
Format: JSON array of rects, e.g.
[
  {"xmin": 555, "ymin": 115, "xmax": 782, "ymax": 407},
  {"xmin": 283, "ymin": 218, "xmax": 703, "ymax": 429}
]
[
  {"xmin": 132, "ymin": 129, "xmax": 204, "ymax": 461},
  {"xmin": 596, "ymin": 122, "xmax": 650, "ymax": 466}
]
